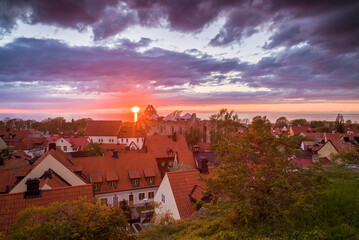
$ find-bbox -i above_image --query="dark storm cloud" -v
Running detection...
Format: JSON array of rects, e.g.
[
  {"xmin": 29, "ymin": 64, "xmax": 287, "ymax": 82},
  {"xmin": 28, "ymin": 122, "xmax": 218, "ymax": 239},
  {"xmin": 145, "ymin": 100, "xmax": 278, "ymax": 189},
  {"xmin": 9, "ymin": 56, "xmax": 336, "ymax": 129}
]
[{"xmin": 0, "ymin": 37, "xmax": 358, "ymax": 105}]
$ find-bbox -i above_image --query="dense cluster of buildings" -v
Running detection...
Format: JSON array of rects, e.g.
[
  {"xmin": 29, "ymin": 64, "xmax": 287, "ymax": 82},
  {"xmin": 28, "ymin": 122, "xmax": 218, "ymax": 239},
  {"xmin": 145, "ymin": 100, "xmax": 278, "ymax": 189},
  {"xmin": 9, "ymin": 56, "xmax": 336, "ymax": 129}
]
[{"xmin": 0, "ymin": 107, "xmax": 358, "ymax": 233}]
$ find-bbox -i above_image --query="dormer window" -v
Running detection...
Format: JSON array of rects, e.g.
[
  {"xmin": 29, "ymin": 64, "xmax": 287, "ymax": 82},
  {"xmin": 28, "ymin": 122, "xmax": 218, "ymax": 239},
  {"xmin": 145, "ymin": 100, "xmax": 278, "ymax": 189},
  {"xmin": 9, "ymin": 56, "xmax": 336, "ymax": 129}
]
[
  {"xmin": 108, "ymin": 181, "xmax": 117, "ymax": 190},
  {"xmin": 131, "ymin": 179, "xmax": 139, "ymax": 187},
  {"xmin": 94, "ymin": 183, "xmax": 101, "ymax": 192},
  {"xmin": 128, "ymin": 169, "xmax": 141, "ymax": 187},
  {"xmin": 146, "ymin": 177, "xmax": 154, "ymax": 185},
  {"xmin": 168, "ymin": 149, "xmax": 173, "ymax": 157}
]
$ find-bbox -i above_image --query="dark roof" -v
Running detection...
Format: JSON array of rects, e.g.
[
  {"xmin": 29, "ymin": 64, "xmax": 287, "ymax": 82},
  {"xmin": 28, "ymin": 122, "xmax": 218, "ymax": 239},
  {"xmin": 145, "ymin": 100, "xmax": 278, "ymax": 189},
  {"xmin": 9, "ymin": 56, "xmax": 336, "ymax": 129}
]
[{"xmin": 193, "ymin": 152, "xmax": 220, "ymax": 166}]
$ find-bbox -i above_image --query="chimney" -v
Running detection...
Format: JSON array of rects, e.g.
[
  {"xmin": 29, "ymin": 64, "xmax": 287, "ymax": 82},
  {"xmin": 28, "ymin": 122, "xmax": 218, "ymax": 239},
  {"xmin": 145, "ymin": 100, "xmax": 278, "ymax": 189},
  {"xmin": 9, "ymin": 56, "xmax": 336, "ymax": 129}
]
[
  {"xmin": 60, "ymin": 132, "xmax": 64, "ymax": 138},
  {"xmin": 198, "ymin": 156, "xmax": 209, "ymax": 174},
  {"xmin": 172, "ymin": 132, "xmax": 177, "ymax": 142},
  {"xmin": 112, "ymin": 150, "xmax": 119, "ymax": 159},
  {"xmin": 24, "ymin": 178, "xmax": 42, "ymax": 199},
  {"xmin": 49, "ymin": 143, "xmax": 57, "ymax": 151},
  {"xmin": 193, "ymin": 145, "xmax": 200, "ymax": 153}
]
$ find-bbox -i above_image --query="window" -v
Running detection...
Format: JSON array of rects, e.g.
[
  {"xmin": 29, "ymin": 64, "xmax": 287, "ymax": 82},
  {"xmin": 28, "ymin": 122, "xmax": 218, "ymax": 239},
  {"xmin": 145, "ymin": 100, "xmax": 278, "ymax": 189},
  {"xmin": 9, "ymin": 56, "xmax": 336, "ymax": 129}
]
[
  {"xmin": 148, "ymin": 192, "xmax": 154, "ymax": 199},
  {"xmin": 162, "ymin": 194, "xmax": 165, "ymax": 203},
  {"xmin": 72, "ymin": 148, "xmax": 77, "ymax": 151},
  {"xmin": 168, "ymin": 150, "xmax": 173, "ymax": 157},
  {"xmin": 121, "ymin": 139, "xmax": 124, "ymax": 143},
  {"xmin": 100, "ymin": 198, "xmax": 108, "ymax": 206},
  {"xmin": 137, "ymin": 138, "xmax": 139, "ymax": 142},
  {"xmin": 139, "ymin": 193, "xmax": 145, "ymax": 201},
  {"xmin": 113, "ymin": 196, "xmax": 118, "ymax": 206},
  {"xmin": 126, "ymin": 138, "xmax": 128, "ymax": 143},
  {"xmin": 108, "ymin": 181, "xmax": 117, "ymax": 190},
  {"xmin": 146, "ymin": 177, "xmax": 155, "ymax": 185},
  {"xmin": 63, "ymin": 146, "xmax": 67, "ymax": 151},
  {"xmin": 93, "ymin": 183, "xmax": 101, "ymax": 192},
  {"xmin": 131, "ymin": 179, "xmax": 139, "ymax": 187}
]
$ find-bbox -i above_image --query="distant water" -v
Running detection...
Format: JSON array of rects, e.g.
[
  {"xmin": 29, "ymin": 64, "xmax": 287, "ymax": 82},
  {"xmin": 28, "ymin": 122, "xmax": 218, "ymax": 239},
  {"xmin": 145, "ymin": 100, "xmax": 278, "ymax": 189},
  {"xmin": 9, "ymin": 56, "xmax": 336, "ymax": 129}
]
[{"xmin": 1, "ymin": 112, "xmax": 359, "ymax": 123}]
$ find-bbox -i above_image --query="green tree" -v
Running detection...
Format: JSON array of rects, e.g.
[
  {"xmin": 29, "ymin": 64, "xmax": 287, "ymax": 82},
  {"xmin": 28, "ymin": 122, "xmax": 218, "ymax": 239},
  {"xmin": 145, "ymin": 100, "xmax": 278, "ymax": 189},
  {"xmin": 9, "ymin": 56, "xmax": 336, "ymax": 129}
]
[
  {"xmin": 335, "ymin": 113, "xmax": 345, "ymax": 133},
  {"xmin": 83, "ymin": 142, "xmax": 105, "ymax": 156},
  {"xmin": 290, "ymin": 118, "xmax": 309, "ymax": 126},
  {"xmin": 274, "ymin": 116, "xmax": 289, "ymax": 128},
  {"xmin": 210, "ymin": 109, "xmax": 241, "ymax": 149},
  {"xmin": 185, "ymin": 128, "xmax": 203, "ymax": 150},
  {"xmin": 0, "ymin": 146, "xmax": 14, "ymax": 158},
  {"xmin": 7, "ymin": 199, "xmax": 128, "ymax": 240},
  {"xmin": 203, "ymin": 116, "xmax": 327, "ymax": 224}
]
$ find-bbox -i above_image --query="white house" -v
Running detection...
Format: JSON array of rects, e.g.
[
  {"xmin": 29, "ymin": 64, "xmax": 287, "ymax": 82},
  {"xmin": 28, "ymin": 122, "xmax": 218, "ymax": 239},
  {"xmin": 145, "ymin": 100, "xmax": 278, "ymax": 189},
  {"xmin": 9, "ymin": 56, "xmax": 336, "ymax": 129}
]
[{"xmin": 84, "ymin": 120, "xmax": 122, "ymax": 144}]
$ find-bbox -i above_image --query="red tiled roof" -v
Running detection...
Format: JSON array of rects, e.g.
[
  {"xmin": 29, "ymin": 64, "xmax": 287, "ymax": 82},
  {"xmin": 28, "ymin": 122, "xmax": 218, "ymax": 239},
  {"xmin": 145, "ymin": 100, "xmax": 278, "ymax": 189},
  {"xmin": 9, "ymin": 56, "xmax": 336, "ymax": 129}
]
[
  {"xmin": 176, "ymin": 152, "xmax": 196, "ymax": 169},
  {"xmin": 0, "ymin": 184, "xmax": 94, "ymax": 233},
  {"xmin": 143, "ymin": 168, "xmax": 155, "ymax": 177},
  {"xmin": 0, "ymin": 169, "xmax": 18, "ymax": 193},
  {"xmin": 40, "ymin": 172, "xmax": 70, "ymax": 189},
  {"xmin": 48, "ymin": 135, "xmax": 89, "ymax": 151},
  {"xmin": 0, "ymin": 129, "xmax": 31, "ymax": 141},
  {"xmin": 290, "ymin": 126, "xmax": 312, "ymax": 135},
  {"xmin": 128, "ymin": 169, "xmax": 141, "ymax": 179},
  {"xmin": 197, "ymin": 142, "xmax": 211, "ymax": 152},
  {"xmin": 324, "ymin": 132, "xmax": 343, "ymax": 142},
  {"xmin": 84, "ymin": 120, "xmax": 122, "ymax": 136},
  {"xmin": 90, "ymin": 172, "xmax": 102, "ymax": 183},
  {"xmin": 302, "ymin": 132, "xmax": 324, "ymax": 141},
  {"xmin": 166, "ymin": 168, "xmax": 212, "ymax": 219},
  {"xmin": 106, "ymin": 171, "xmax": 118, "ymax": 181},
  {"xmin": 100, "ymin": 143, "xmax": 127, "ymax": 151},
  {"xmin": 146, "ymin": 134, "xmax": 190, "ymax": 158},
  {"xmin": 330, "ymin": 140, "xmax": 355, "ymax": 153},
  {"xmin": 0, "ymin": 150, "xmax": 32, "ymax": 170},
  {"xmin": 71, "ymin": 153, "xmax": 161, "ymax": 194}
]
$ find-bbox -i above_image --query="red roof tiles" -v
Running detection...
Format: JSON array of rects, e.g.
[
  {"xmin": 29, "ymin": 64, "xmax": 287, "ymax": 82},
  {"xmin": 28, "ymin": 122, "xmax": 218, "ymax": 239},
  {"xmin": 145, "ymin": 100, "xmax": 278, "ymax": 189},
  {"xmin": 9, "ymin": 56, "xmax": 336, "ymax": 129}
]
[
  {"xmin": 0, "ymin": 184, "xmax": 93, "ymax": 233},
  {"xmin": 48, "ymin": 135, "xmax": 89, "ymax": 151},
  {"xmin": 166, "ymin": 168, "xmax": 212, "ymax": 219},
  {"xmin": 106, "ymin": 171, "xmax": 118, "ymax": 181},
  {"xmin": 146, "ymin": 134, "xmax": 190, "ymax": 158},
  {"xmin": 84, "ymin": 120, "xmax": 122, "ymax": 136},
  {"xmin": 143, "ymin": 168, "xmax": 156, "ymax": 177},
  {"xmin": 71, "ymin": 153, "xmax": 161, "ymax": 194}
]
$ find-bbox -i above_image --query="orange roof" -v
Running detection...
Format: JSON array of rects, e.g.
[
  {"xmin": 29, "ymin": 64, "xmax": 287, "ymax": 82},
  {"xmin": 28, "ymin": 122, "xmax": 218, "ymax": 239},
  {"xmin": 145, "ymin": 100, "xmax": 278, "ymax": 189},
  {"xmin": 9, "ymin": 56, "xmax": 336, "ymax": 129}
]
[
  {"xmin": 302, "ymin": 132, "xmax": 324, "ymax": 141},
  {"xmin": 106, "ymin": 171, "xmax": 118, "ymax": 181},
  {"xmin": 71, "ymin": 153, "xmax": 161, "ymax": 194},
  {"xmin": 0, "ymin": 150, "xmax": 32, "ymax": 170},
  {"xmin": 128, "ymin": 169, "xmax": 141, "ymax": 179},
  {"xmin": 84, "ymin": 120, "xmax": 122, "ymax": 136},
  {"xmin": 0, "ymin": 184, "xmax": 93, "ymax": 233},
  {"xmin": 176, "ymin": 152, "xmax": 196, "ymax": 169},
  {"xmin": 146, "ymin": 134, "xmax": 190, "ymax": 158},
  {"xmin": 90, "ymin": 172, "xmax": 102, "ymax": 183},
  {"xmin": 0, "ymin": 129, "xmax": 31, "ymax": 140},
  {"xmin": 290, "ymin": 126, "xmax": 312, "ymax": 135},
  {"xmin": 40, "ymin": 172, "xmax": 70, "ymax": 189},
  {"xmin": 166, "ymin": 168, "xmax": 212, "ymax": 219},
  {"xmin": 48, "ymin": 135, "xmax": 89, "ymax": 151},
  {"xmin": 143, "ymin": 168, "xmax": 156, "ymax": 177},
  {"xmin": 197, "ymin": 142, "xmax": 211, "ymax": 152},
  {"xmin": 324, "ymin": 132, "xmax": 343, "ymax": 142},
  {"xmin": 100, "ymin": 143, "xmax": 127, "ymax": 151},
  {"xmin": 0, "ymin": 169, "xmax": 18, "ymax": 193}
]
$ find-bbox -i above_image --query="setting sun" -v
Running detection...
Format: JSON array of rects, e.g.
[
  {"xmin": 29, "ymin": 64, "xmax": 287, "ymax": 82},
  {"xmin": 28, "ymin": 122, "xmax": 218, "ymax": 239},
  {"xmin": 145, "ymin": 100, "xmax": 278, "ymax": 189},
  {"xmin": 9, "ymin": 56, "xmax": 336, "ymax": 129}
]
[{"xmin": 132, "ymin": 106, "xmax": 140, "ymax": 122}]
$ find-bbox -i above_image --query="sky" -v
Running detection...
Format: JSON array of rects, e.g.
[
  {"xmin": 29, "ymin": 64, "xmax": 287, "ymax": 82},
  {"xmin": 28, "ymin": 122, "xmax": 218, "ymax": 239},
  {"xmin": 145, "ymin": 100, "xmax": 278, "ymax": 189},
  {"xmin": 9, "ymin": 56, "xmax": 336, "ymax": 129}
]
[{"xmin": 0, "ymin": 0, "xmax": 358, "ymax": 120}]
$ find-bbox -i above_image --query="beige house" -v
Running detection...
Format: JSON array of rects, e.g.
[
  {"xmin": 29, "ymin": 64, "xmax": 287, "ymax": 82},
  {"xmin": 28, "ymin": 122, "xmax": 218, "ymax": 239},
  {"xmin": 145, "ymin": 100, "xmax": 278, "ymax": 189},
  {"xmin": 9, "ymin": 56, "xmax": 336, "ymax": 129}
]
[
  {"xmin": 10, "ymin": 144, "xmax": 87, "ymax": 193},
  {"xmin": 318, "ymin": 140, "xmax": 356, "ymax": 161}
]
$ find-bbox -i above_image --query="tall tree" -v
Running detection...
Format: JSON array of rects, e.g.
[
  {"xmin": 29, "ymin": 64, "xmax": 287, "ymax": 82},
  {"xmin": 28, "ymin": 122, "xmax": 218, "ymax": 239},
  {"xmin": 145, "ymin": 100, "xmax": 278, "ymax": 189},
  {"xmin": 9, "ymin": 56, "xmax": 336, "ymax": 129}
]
[
  {"xmin": 203, "ymin": 116, "xmax": 326, "ymax": 224},
  {"xmin": 335, "ymin": 113, "xmax": 345, "ymax": 133},
  {"xmin": 210, "ymin": 109, "xmax": 241, "ymax": 148}
]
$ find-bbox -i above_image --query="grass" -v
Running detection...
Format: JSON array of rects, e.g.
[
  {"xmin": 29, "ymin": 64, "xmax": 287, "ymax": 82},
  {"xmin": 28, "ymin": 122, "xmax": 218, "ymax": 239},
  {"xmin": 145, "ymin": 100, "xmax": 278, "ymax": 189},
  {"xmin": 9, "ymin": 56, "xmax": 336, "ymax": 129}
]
[{"xmin": 138, "ymin": 165, "xmax": 359, "ymax": 240}]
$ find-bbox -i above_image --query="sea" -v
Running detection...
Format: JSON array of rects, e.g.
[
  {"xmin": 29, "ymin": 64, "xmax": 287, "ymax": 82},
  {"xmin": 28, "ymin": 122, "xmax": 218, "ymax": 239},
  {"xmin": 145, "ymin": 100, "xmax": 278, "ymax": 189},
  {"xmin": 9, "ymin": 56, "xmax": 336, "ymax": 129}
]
[{"xmin": 1, "ymin": 112, "xmax": 359, "ymax": 124}]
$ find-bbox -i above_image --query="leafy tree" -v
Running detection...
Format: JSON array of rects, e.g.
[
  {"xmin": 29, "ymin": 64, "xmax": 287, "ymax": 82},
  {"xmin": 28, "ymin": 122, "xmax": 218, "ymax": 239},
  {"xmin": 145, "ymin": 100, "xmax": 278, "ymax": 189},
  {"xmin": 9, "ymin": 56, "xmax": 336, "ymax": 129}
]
[
  {"xmin": 7, "ymin": 199, "xmax": 129, "ymax": 240},
  {"xmin": 290, "ymin": 118, "xmax": 309, "ymax": 126},
  {"xmin": 76, "ymin": 128, "xmax": 85, "ymax": 136},
  {"xmin": 83, "ymin": 142, "xmax": 105, "ymax": 156},
  {"xmin": 203, "ymin": 116, "xmax": 327, "ymax": 224},
  {"xmin": 274, "ymin": 116, "xmax": 289, "ymax": 128},
  {"xmin": 0, "ymin": 146, "xmax": 14, "ymax": 158},
  {"xmin": 335, "ymin": 113, "xmax": 345, "ymax": 133},
  {"xmin": 330, "ymin": 152, "xmax": 359, "ymax": 164},
  {"xmin": 185, "ymin": 128, "xmax": 203, "ymax": 150},
  {"xmin": 210, "ymin": 109, "xmax": 241, "ymax": 149}
]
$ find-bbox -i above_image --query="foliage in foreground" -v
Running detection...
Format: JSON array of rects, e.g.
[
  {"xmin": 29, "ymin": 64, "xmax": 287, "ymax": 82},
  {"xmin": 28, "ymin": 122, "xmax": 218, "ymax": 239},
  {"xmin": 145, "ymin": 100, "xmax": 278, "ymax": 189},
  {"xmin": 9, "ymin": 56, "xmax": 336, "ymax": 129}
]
[
  {"xmin": 138, "ymin": 165, "xmax": 359, "ymax": 240},
  {"xmin": 7, "ymin": 199, "xmax": 128, "ymax": 240}
]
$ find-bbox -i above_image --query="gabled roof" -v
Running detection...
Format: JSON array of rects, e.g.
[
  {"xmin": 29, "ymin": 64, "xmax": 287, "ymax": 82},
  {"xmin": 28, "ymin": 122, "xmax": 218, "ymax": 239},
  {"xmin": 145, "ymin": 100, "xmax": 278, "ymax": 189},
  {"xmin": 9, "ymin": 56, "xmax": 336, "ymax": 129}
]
[
  {"xmin": 71, "ymin": 153, "xmax": 161, "ymax": 194},
  {"xmin": 0, "ymin": 149, "xmax": 32, "ymax": 170},
  {"xmin": 0, "ymin": 129, "xmax": 31, "ymax": 141},
  {"xmin": 40, "ymin": 170, "xmax": 71, "ymax": 189},
  {"xmin": 146, "ymin": 134, "xmax": 190, "ymax": 158},
  {"xmin": 0, "ymin": 184, "xmax": 93, "ymax": 233},
  {"xmin": 166, "ymin": 168, "xmax": 212, "ymax": 219},
  {"xmin": 328, "ymin": 140, "xmax": 356, "ymax": 153},
  {"xmin": 48, "ymin": 135, "xmax": 89, "ymax": 151},
  {"xmin": 290, "ymin": 126, "xmax": 312, "ymax": 135},
  {"xmin": 176, "ymin": 152, "xmax": 196, "ymax": 169},
  {"xmin": 324, "ymin": 132, "xmax": 343, "ymax": 142},
  {"xmin": 302, "ymin": 132, "xmax": 324, "ymax": 141},
  {"xmin": 84, "ymin": 120, "xmax": 122, "ymax": 136}
]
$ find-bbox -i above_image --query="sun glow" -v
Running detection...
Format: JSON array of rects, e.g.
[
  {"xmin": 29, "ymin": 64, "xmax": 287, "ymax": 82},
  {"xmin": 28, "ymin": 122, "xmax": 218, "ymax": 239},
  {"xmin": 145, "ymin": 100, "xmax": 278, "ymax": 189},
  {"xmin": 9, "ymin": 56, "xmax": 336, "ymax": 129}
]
[{"xmin": 132, "ymin": 106, "xmax": 140, "ymax": 122}]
